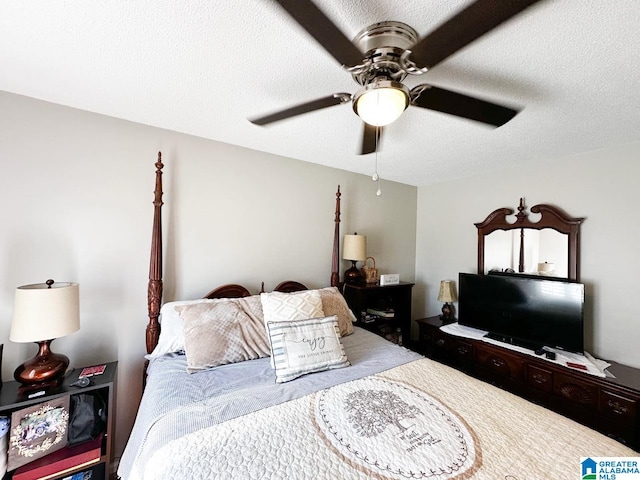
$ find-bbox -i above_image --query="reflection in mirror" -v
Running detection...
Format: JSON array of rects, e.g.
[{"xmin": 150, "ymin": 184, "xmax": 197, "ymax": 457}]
[{"xmin": 484, "ymin": 228, "xmax": 569, "ymax": 277}]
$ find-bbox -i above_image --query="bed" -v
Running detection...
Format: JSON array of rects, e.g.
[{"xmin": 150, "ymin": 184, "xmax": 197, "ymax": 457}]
[{"xmin": 118, "ymin": 153, "xmax": 636, "ymax": 480}]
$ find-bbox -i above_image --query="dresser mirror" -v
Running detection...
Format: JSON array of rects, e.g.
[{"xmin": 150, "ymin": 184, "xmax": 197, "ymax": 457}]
[{"xmin": 475, "ymin": 199, "xmax": 584, "ymax": 281}]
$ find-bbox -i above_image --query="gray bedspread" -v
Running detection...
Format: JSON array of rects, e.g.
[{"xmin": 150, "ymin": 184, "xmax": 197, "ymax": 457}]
[{"xmin": 118, "ymin": 327, "xmax": 422, "ymax": 480}]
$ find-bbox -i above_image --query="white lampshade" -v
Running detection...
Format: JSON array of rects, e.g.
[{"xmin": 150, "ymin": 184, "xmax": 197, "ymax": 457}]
[
  {"xmin": 10, "ymin": 281, "xmax": 80, "ymax": 343},
  {"xmin": 353, "ymin": 80, "xmax": 409, "ymax": 127},
  {"xmin": 343, "ymin": 234, "xmax": 366, "ymax": 261},
  {"xmin": 437, "ymin": 280, "xmax": 458, "ymax": 303}
]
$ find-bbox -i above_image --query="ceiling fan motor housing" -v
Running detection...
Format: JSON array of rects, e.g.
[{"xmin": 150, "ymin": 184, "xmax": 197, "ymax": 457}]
[
  {"xmin": 353, "ymin": 21, "xmax": 419, "ymax": 53},
  {"xmin": 351, "ymin": 21, "xmax": 420, "ymax": 85}
]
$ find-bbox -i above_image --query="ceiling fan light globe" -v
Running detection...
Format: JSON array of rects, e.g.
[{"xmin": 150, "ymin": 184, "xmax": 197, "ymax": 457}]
[{"xmin": 353, "ymin": 81, "xmax": 409, "ymax": 126}]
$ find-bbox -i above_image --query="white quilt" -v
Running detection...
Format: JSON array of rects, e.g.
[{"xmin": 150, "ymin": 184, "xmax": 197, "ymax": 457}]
[{"xmin": 142, "ymin": 358, "xmax": 636, "ymax": 480}]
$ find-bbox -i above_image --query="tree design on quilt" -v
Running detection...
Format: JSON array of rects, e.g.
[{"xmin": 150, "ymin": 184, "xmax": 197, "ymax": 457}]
[{"xmin": 345, "ymin": 389, "xmax": 422, "ymax": 437}]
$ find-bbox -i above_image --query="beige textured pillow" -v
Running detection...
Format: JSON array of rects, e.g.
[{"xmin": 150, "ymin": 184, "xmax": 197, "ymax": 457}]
[
  {"xmin": 318, "ymin": 287, "xmax": 356, "ymax": 337},
  {"xmin": 260, "ymin": 289, "xmax": 325, "ymax": 326},
  {"xmin": 177, "ymin": 299, "xmax": 271, "ymax": 373}
]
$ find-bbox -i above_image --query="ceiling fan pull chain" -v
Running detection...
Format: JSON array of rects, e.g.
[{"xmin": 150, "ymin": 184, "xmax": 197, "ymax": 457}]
[
  {"xmin": 372, "ymin": 126, "xmax": 382, "ymax": 196},
  {"xmin": 372, "ymin": 126, "xmax": 380, "ymax": 181}
]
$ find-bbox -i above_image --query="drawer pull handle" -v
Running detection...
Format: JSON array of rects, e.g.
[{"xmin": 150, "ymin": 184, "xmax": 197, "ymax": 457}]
[
  {"xmin": 457, "ymin": 346, "xmax": 469, "ymax": 355},
  {"xmin": 435, "ymin": 339, "xmax": 445, "ymax": 347},
  {"xmin": 532, "ymin": 373, "xmax": 547, "ymax": 384},
  {"xmin": 608, "ymin": 400, "xmax": 629, "ymax": 415},
  {"xmin": 490, "ymin": 357, "xmax": 506, "ymax": 368}
]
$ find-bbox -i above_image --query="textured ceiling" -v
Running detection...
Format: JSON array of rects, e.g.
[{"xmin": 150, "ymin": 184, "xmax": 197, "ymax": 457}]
[{"xmin": 1, "ymin": 1, "xmax": 639, "ymax": 186}]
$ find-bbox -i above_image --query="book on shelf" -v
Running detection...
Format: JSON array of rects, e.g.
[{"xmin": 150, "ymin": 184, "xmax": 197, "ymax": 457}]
[
  {"xmin": 361, "ymin": 314, "xmax": 378, "ymax": 324},
  {"xmin": 61, "ymin": 470, "xmax": 95, "ymax": 480},
  {"xmin": 366, "ymin": 308, "xmax": 395, "ymax": 318},
  {"xmin": 13, "ymin": 434, "xmax": 102, "ymax": 480},
  {"xmin": 79, "ymin": 364, "xmax": 106, "ymax": 378}
]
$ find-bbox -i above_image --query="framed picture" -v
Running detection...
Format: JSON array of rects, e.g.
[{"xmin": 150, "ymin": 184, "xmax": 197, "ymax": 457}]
[{"xmin": 7, "ymin": 396, "xmax": 69, "ymax": 471}]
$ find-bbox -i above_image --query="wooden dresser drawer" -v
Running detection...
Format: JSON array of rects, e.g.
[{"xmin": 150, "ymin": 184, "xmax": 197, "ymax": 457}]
[
  {"xmin": 437, "ymin": 334, "xmax": 475, "ymax": 371},
  {"xmin": 448, "ymin": 338, "xmax": 474, "ymax": 361},
  {"xmin": 475, "ymin": 344, "xmax": 525, "ymax": 381},
  {"xmin": 554, "ymin": 373, "xmax": 598, "ymax": 408},
  {"xmin": 527, "ymin": 364, "xmax": 554, "ymax": 393},
  {"xmin": 600, "ymin": 389, "xmax": 638, "ymax": 422}
]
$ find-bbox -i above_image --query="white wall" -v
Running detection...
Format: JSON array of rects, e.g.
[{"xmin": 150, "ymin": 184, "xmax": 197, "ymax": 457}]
[
  {"xmin": 0, "ymin": 91, "xmax": 417, "ymax": 460},
  {"xmin": 6, "ymin": 87, "xmax": 638, "ymax": 465},
  {"xmin": 415, "ymin": 142, "xmax": 640, "ymax": 368}
]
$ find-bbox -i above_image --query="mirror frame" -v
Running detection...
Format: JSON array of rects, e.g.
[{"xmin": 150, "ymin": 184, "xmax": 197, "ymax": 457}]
[{"xmin": 475, "ymin": 198, "xmax": 584, "ymax": 281}]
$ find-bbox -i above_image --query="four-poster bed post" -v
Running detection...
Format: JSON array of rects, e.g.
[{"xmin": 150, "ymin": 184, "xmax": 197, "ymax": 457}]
[{"xmin": 146, "ymin": 152, "xmax": 163, "ymax": 355}]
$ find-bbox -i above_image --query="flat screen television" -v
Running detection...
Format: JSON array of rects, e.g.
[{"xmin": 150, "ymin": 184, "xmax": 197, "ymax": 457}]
[{"xmin": 457, "ymin": 272, "xmax": 585, "ymax": 354}]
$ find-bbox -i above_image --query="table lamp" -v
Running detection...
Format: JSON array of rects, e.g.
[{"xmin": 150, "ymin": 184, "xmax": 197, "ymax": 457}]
[
  {"xmin": 10, "ymin": 279, "xmax": 80, "ymax": 390},
  {"xmin": 437, "ymin": 280, "xmax": 457, "ymax": 324},
  {"xmin": 343, "ymin": 233, "xmax": 366, "ymax": 284}
]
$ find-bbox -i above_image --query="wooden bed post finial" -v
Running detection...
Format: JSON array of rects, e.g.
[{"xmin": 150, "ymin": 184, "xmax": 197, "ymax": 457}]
[
  {"xmin": 147, "ymin": 152, "xmax": 164, "ymax": 354},
  {"xmin": 331, "ymin": 185, "xmax": 341, "ymax": 288}
]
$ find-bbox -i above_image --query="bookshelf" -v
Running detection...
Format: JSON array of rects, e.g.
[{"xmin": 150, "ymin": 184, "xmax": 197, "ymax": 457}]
[
  {"xmin": 343, "ymin": 282, "xmax": 414, "ymax": 345},
  {"xmin": 0, "ymin": 362, "xmax": 117, "ymax": 480}
]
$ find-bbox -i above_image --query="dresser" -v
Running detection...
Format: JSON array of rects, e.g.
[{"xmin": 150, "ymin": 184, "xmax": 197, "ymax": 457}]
[{"xmin": 416, "ymin": 316, "xmax": 640, "ymax": 451}]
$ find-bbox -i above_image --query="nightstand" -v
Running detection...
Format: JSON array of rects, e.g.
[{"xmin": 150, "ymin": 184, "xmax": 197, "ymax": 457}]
[
  {"xmin": 0, "ymin": 361, "xmax": 117, "ymax": 480},
  {"xmin": 343, "ymin": 282, "xmax": 413, "ymax": 345}
]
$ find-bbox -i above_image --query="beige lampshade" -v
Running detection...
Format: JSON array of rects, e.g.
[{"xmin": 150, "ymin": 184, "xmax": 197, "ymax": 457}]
[
  {"xmin": 437, "ymin": 280, "xmax": 458, "ymax": 303},
  {"xmin": 10, "ymin": 281, "xmax": 80, "ymax": 343},
  {"xmin": 537, "ymin": 262, "xmax": 556, "ymax": 273},
  {"xmin": 343, "ymin": 234, "xmax": 366, "ymax": 261}
]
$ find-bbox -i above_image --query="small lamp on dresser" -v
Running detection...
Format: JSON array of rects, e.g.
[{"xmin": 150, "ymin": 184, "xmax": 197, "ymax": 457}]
[
  {"xmin": 10, "ymin": 279, "xmax": 80, "ymax": 391},
  {"xmin": 343, "ymin": 233, "xmax": 366, "ymax": 285},
  {"xmin": 437, "ymin": 280, "xmax": 458, "ymax": 324}
]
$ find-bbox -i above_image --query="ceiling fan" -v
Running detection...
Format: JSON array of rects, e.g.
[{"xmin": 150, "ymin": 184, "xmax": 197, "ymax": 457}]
[{"xmin": 250, "ymin": 0, "xmax": 542, "ymax": 155}]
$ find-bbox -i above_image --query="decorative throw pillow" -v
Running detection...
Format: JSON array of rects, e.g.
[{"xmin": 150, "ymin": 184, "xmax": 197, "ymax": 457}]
[
  {"xmin": 177, "ymin": 299, "xmax": 271, "ymax": 373},
  {"xmin": 260, "ymin": 289, "xmax": 325, "ymax": 326},
  {"xmin": 147, "ymin": 295, "xmax": 266, "ymax": 359},
  {"xmin": 266, "ymin": 315, "xmax": 350, "ymax": 383},
  {"xmin": 261, "ymin": 289, "xmax": 325, "ymax": 366},
  {"xmin": 148, "ymin": 298, "xmax": 214, "ymax": 358},
  {"xmin": 318, "ymin": 287, "xmax": 356, "ymax": 337}
]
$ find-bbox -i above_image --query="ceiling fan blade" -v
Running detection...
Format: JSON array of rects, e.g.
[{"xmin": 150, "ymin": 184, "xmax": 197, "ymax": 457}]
[
  {"xmin": 411, "ymin": 85, "xmax": 518, "ymax": 127},
  {"xmin": 409, "ymin": 0, "xmax": 542, "ymax": 70},
  {"xmin": 273, "ymin": 0, "xmax": 364, "ymax": 67},
  {"xmin": 360, "ymin": 123, "xmax": 384, "ymax": 155},
  {"xmin": 249, "ymin": 93, "xmax": 351, "ymax": 126}
]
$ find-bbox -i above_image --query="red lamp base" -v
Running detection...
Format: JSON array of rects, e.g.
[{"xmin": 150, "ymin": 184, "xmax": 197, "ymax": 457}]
[
  {"xmin": 344, "ymin": 260, "xmax": 363, "ymax": 285},
  {"xmin": 14, "ymin": 340, "xmax": 69, "ymax": 390}
]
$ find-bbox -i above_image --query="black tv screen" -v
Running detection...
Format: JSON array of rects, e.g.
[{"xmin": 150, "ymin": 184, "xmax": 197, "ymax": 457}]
[{"xmin": 458, "ymin": 272, "xmax": 585, "ymax": 354}]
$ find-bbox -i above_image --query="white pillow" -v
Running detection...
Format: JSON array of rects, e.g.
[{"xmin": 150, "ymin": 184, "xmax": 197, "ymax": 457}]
[{"xmin": 266, "ymin": 315, "xmax": 350, "ymax": 383}]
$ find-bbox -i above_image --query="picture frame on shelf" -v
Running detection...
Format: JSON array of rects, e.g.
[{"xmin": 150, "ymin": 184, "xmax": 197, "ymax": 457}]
[{"xmin": 8, "ymin": 396, "xmax": 70, "ymax": 471}]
